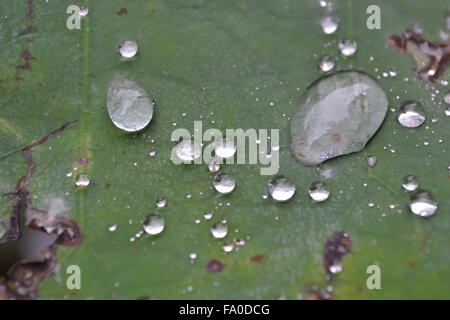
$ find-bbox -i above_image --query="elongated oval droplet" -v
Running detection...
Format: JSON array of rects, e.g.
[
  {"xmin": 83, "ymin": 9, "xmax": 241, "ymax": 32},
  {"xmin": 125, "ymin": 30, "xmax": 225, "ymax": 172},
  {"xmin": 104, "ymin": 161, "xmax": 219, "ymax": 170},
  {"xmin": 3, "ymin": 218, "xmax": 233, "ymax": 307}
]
[
  {"xmin": 107, "ymin": 75, "xmax": 154, "ymax": 132},
  {"xmin": 291, "ymin": 71, "xmax": 388, "ymax": 166}
]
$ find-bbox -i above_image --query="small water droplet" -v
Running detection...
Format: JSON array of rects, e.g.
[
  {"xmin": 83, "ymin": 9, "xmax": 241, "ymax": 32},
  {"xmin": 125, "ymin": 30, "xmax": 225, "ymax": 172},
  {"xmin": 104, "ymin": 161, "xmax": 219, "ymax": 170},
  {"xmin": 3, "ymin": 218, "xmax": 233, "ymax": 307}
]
[
  {"xmin": 366, "ymin": 155, "xmax": 377, "ymax": 168},
  {"xmin": 208, "ymin": 160, "xmax": 220, "ymax": 173},
  {"xmin": 222, "ymin": 241, "xmax": 234, "ymax": 252},
  {"xmin": 156, "ymin": 197, "xmax": 167, "ymax": 208},
  {"xmin": 107, "ymin": 75, "xmax": 154, "ymax": 132},
  {"xmin": 308, "ymin": 181, "xmax": 331, "ymax": 202},
  {"xmin": 409, "ymin": 192, "xmax": 438, "ymax": 217},
  {"xmin": 143, "ymin": 214, "xmax": 165, "ymax": 235},
  {"xmin": 318, "ymin": 55, "xmax": 335, "ymax": 72},
  {"xmin": 214, "ymin": 138, "xmax": 236, "ymax": 159},
  {"xmin": 189, "ymin": 252, "xmax": 198, "ymax": 261},
  {"xmin": 107, "ymin": 223, "xmax": 117, "ymax": 232},
  {"xmin": 211, "ymin": 221, "xmax": 228, "ymax": 239},
  {"xmin": 267, "ymin": 177, "xmax": 296, "ymax": 202},
  {"xmin": 75, "ymin": 173, "xmax": 90, "ymax": 187},
  {"xmin": 79, "ymin": 6, "xmax": 89, "ymax": 17},
  {"xmin": 213, "ymin": 173, "xmax": 236, "ymax": 194},
  {"xmin": 204, "ymin": 211, "xmax": 213, "ymax": 220},
  {"xmin": 172, "ymin": 139, "xmax": 202, "ymax": 162},
  {"xmin": 119, "ymin": 40, "xmax": 138, "ymax": 58},
  {"xmin": 444, "ymin": 106, "xmax": 450, "ymax": 116},
  {"xmin": 397, "ymin": 101, "xmax": 426, "ymax": 128},
  {"xmin": 320, "ymin": 16, "xmax": 339, "ymax": 35},
  {"xmin": 148, "ymin": 150, "xmax": 157, "ymax": 157},
  {"xmin": 444, "ymin": 92, "xmax": 450, "ymax": 104},
  {"xmin": 402, "ymin": 175, "xmax": 419, "ymax": 191},
  {"xmin": 338, "ymin": 39, "xmax": 357, "ymax": 56}
]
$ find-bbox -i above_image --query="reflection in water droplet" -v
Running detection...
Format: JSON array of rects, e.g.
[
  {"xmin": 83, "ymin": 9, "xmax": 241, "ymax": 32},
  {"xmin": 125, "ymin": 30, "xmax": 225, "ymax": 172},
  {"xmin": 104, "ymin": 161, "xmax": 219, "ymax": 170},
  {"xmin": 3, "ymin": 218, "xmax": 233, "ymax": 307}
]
[
  {"xmin": 267, "ymin": 177, "xmax": 296, "ymax": 202},
  {"xmin": 143, "ymin": 214, "xmax": 165, "ymax": 235},
  {"xmin": 320, "ymin": 16, "xmax": 339, "ymax": 35},
  {"xmin": 366, "ymin": 155, "xmax": 377, "ymax": 168},
  {"xmin": 107, "ymin": 75, "xmax": 154, "ymax": 132},
  {"xmin": 213, "ymin": 173, "xmax": 236, "ymax": 194},
  {"xmin": 172, "ymin": 139, "xmax": 202, "ymax": 162},
  {"xmin": 211, "ymin": 222, "xmax": 228, "ymax": 239},
  {"xmin": 397, "ymin": 101, "xmax": 426, "ymax": 128},
  {"xmin": 338, "ymin": 39, "xmax": 357, "ymax": 56},
  {"xmin": 208, "ymin": 160, "xmax": 220, "ymax": 173},
  {"xmin": 308, "ymin": 181, "xmax": 331, "ymax": 202},
  {"xmin": 402, "ymin": 175, "xmax": 419, "ymax": 191},
  {"xmin": 318, "ymin": 55, "xmax": 335, "ymax": 72},
  {"xmin": 75, "ymin": 173, "xmax": 90, "ymax": 187},
  {"xmin": 409, "ymin": 192, "xmax": 438, "ymax": 217},
  {"xmin": 156, "ymin": 197, "xmax": 167, "ymax": 208},
  {"xmin": 119, "ymin": 40, "xmax": 138, "ymax": 58},
  {"xmin": 108, "ymin": 223, "xmax": 118, "ymax": 232},
  {"xmin": 214, "ymin": 138, "xmax": 236, "ymax": 158}
]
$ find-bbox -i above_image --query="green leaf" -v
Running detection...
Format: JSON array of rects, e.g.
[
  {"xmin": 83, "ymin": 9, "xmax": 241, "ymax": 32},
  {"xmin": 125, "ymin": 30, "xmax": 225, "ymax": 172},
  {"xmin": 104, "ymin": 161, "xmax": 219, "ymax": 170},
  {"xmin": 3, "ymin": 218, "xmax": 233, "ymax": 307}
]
[{"xmin": 0, "ymin": 0, "xmax": 449, "ymax": 299}]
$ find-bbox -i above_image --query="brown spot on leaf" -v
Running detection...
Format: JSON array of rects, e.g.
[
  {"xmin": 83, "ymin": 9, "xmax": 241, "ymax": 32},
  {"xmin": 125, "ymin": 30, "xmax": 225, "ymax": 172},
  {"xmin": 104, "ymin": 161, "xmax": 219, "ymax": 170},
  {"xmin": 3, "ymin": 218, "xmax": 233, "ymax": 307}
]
[
  {"xmin": 19, "ymin": 25, "xmax": 38, "ymax": 36},
  {"xmin": 206, "ymin": 259, "xmax": 224, "ymax": 273},
  {"xmin": 117, "ymin": 7, "xmax": 128, "ymax": 15},
  {"xmin": 323, "ymin": 231, "xmax": 352, "ymax": 277},
  {"xmin": 26, "ymin": 0, "xmax": 35, "ymax": 21},
  {"xmin": 16, "ymin": 50, "xmax": 36, "ymax": 71},
  {"xmin": 249, "ymin": 255, "xmax": 265, "ymax": 263},
  {"xmin": 388, "ymin": 28, "xmax": 450, "ymax": 82}
]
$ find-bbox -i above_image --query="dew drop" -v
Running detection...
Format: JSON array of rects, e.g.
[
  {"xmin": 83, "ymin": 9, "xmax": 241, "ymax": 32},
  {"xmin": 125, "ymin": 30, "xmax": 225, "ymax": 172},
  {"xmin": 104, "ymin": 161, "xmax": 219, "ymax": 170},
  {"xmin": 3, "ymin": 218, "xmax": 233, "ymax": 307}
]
[
  {"xmin": 214, "ymin": 138, "xmax": 236, "ymax": 159},
  {"xmin": 143, "ymin": 214, "xmax": 165, "ymax": 235},
  {"xmin": 208, "ymin": 160, "xmax": 221, "ymax": 173},
  {"xmin": 119, "ymin": 40, "xmax": 138, "ymax": 58},
  {"xmin": 366, "ymin": 155, "xmax": 377, "ymax": 168},
  {"xmin": 409, "ymin": 192, "xmax": 438, "ymax": 217},
  {"xmin": 338, "ymin": 39, "xmax": 357, "ymax": 56},
  {"xmin": 107, "ymin": 75, "xmax": 154, "ymax": 132},
  {"xmin": 291, "ymin": 71, "xmax": 388, "ymax": 166},
  {"xmin": 318, "ymin": 55, "xmax": 335, "ymax": 72},
  {"xmin": 445, "ymin": 106, "xmax": 450, "ymax": 116},
  {"xmin": 397, "ymin": 101, "xmax": 426, "ymax": 128},
  {"xmin": 402, "ymin": 175, "xmax": 419, "ymax": 191},
  {"xmin": 79, "ymin": 6, "xmax": 89, "ymax": 17},
  {"xmin": 204, "ymin": 211, "xmax": 213, "ymax": 220},
  {"xmin": 172, "ymin": 139, "xmax": 202, "ymax": 162},
  {"xmin": 213, "ymin": 173, "xmax": 236, "ymax": 194},
  {"xmin": 107, "ymin": 223, "xmax": 117, "ymax": 232},
  {"xmin": 320, "ymin": 16, "xmax": 339, "ymax": 35},
  {"xmin": 211, "ymin": 222, "xmax": 228, "ymax": 239},
  {"xmin": 267, "ymin": 177, "xmax": 296, "ymax": 202},
  {"xmin": 75, "ymin": 173, "xmax": 90, "ymax": 187},
  {"xmin": 444, "ymin": 92, "xmax": 450, "ymax": 104},
  {"xmin": 308, "ymin": 181, "xmax": 331, "ymax": 202},
  {"xmin": 189, "ymin": 252, "xmax": 198, "ymax": 261},
  {"xmin": 156, "ymin": 197, "xmax": 167, "ymax": 208},
  {"xmin": 222, "ymin": 241, "xmax": 234, "ymax": 252}
]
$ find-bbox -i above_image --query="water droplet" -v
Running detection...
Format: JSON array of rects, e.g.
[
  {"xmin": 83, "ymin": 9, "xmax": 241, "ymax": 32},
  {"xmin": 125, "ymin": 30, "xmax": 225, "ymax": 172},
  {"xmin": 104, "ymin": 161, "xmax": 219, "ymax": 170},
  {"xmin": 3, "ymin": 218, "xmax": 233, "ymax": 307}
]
[
  {"xmin": 445, "ymin": 106, "xmax": 450, "ymax": 116},
  {"xmin": 444, "ymin": 92, "xmax": 450, "ymax": 104},
  {"xmin": 409, "ymin": 192, "xmax": 438, "ymax": 217},
  {"xmin": 318, "ymin": 55, "xmax": 335, "ymax": 72},
  {"xmin": 214, "ymin": 138, "xmax": 236, "ymax": 158},
  {"xmin": 211, "ymin": 222, "xmax": 228, "ymax": 239},
  {"xmin": 119, "ymin": 40, "xmax": 138, "ymax": 58},
  {"xmin": 148, "ymin": 150, "xmax": 157, "ymax": 157},
  {"xmin": 107, "ymin": 75, "xmax": 154, "ymax": 132},
  {"xmin": 204, "ymin": 211, "xmax": 213, "ymax": 220},
  {"xmin": 338, "ymin": 39, "xmax": 357, "ymax": 56},
  {"xmin": 397, "ymin": 101, "xmax": 426, "ymax": 128},
  {"xmin": 172, "ymin": 139, "xmax": 202, "ymax": 162},
  {"xmin": 267, "ymin": 177, "xmax": 296, "ymax": 202},
  {"xmin": 320, "ymin": 16, "xmax": 339, "ymax": 35},
  {"xmin": 366, "ymin": 155, "xmax": 377, "ymax": 168},
  {"xmin": 189, "ymin": 252, "xmax": 198, "ymax": 261},
  {"xmin": 291, "ymin": 71, "xmax": 388, "ymax": 166},
  {"xmin": 208, "ymin": 160, "xmax": 220, "ymax": 173},
  {"xmin": 329, "ymin": 263, "xmax": 343, "ymax": 274},
  {"xmin": 75, "ymin": 173, "xmax": 90, "ymax": 187},
  {"xmin": 402, "ymin": 175, "xmax": 419, "ymax": 191},
  {"xmin": 143, "ymin": 214, "xmax": 165, "ymax": 235},
  {"xmin": 156, "ymin": 197, "xmax": 167, "ymax": 208},
  {"xmin": 308, "ymin": 181, "xmax": 331, "ymax": 202},
  {"xmin": 108, "ymin": 223, "xmax": 118, "ymax": 232},
  {"xmin": 79, "ymin": 6, "xmax": 89, "ymax": 17},
  {"xmin": 213, "ymin": 173, "xmax": 236, "ymax": 194},
  {"xmin": 222, "ymin": 241, "xmax": 234, "ymax": 252}
]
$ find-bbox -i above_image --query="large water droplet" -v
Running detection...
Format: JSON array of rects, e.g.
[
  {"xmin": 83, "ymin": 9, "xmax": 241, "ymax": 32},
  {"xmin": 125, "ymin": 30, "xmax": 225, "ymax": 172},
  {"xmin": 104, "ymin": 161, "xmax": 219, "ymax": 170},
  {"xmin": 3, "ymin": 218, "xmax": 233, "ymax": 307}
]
[
  {"xmin": 214, "ymin": 138, "xmax": 236, "ymax": 159},
  {"xmin": 211, "ymin": 222, "xmax": 228, "ymax": 239},
  {"xmin": 291, "ymin": 71, "xmax": 388, "ymax": 166},
  {"xmin": 397, "ymin": 101, "xmax": 426, "ymax": 128},
  {"xmin": 213, "ymin": 173, "xmax": 236, "ymax": 194},
  {"xmin": 308, "ymin": 181, "xmax": 331, "ymax": 202},
  {"xmin": 119, "ymin": 40, "xmax": 138, "ymax": 58},
  {"xmin": 267, "ymin": 177, "xmax": 296, "ymax": 201},
  {"xmin": 409, "ymin": 192, "xmax": 438, "ymax": 217},
  {"xmin": 338, "ymin": 39, "xmax": 357, "ymax": 56},
  {"xmin": 143, "ymin": 214, "xmax": 165, "ymax": 235},
  {"xmin": 318, "ymin": 55, "xmax": 335, "ymax": 72},
  {"xmin": 402, "ymin": 175, "xmax": 419, "ymax": 191},
  {"xmin": 172, "ymin": 139, "xmax": 202, "ymax": 162},
  {"xmin": 107, "ymin": 75, "xmax": 154, "ymax": 132},
  {"xmin": 320, "ymin": 16, "xmax": 339, "ymax": 35}
]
